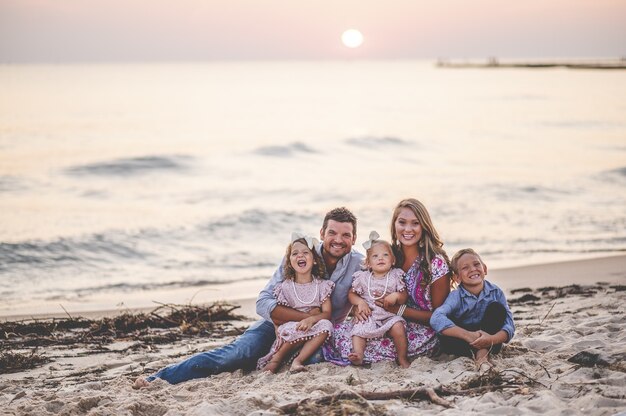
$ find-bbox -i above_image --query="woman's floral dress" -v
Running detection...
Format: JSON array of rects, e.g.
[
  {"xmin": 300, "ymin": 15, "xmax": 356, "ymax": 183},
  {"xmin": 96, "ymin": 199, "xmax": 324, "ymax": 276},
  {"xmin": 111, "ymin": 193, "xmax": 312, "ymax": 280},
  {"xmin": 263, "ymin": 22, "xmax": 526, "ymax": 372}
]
[{"xmin": 323, "ymin": 255, "xmax": 449, "ymax": 365}]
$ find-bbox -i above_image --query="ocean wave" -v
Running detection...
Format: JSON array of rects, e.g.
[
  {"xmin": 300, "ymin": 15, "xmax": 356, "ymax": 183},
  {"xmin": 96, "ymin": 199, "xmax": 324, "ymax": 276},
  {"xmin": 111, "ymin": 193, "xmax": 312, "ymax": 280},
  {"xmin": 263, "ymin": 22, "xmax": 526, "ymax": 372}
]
[
  {"xmin": 0, "ymin": 175, "xmax": 24, "ymax": 193},
  {"xmin": 344, "ymin": 136, "xmax": 410, "ymax": 147},
  {"xmin": 200, "ymin": 208, "xmax": 319, "ymax": 236},
  {"xmin": 253, "ymin": 142, "xmax": 318, "ymax": 157},
  {"xmin": 490, "ymin": 184, "xmax": 574, "ymax": 202},
  {"xmin": 0, "ymin": 235, "xmax": 147, "ymax": 271},
  {"xmin": 0, "ymin": 210, "xmax": 302, "ymax": 276},
  {"xmin": 607, "ymin": 166, "xmax": 626, "ymax": 178},
  {"xmin": 47, "ymin": 275, "xmax": 269, "ymax": 298},
  {"xmin": 64, "ymin": 155, "xmax": 192, "ymax": 176},
  {"xmin": 539, "ymin": 120, "xmax": 624, "ymax": 130}
]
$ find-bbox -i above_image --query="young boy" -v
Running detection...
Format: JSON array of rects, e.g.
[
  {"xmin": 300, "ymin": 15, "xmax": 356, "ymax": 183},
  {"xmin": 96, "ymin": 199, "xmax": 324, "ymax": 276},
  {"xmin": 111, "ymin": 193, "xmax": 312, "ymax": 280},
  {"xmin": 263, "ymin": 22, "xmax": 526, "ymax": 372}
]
[{"xmin": 430, "ymin": 248, "xmax": 515, "ymax": 367}]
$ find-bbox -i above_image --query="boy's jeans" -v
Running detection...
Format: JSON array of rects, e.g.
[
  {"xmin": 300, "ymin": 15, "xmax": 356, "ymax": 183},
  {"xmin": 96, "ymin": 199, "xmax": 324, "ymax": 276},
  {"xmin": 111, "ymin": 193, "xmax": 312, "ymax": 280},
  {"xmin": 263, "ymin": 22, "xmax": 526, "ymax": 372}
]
[{"xmin": 147, "ymin": 319, "xmax": 276, "ymax": 384}]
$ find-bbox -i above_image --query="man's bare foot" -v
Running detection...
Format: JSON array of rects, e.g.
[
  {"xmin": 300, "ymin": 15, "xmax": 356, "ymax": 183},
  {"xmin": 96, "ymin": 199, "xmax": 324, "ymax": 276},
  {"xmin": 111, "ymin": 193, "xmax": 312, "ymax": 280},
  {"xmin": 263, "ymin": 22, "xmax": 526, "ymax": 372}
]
[
  {"xmin": 289, "ymin": 360, "xmax": 306, "ymax": 373},
  {"xmin": 263, "ymin": 360, "xmax": 282, "ymax": 374},
  {"xmin": 397, "ymin": 357, "xmax": 410, "ymax": 369},
  {"xmin": 348, "ymin": 352, "xmax": 364, "ymax": 366},
  {"xmin": 132, "ymin": 377, "xmax": 150, "ymax": 390}
]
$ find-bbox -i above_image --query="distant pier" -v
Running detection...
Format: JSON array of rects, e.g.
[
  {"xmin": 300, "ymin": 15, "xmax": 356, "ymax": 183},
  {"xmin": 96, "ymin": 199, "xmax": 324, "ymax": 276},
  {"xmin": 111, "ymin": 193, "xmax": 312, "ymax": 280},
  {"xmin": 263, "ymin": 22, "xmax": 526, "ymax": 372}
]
[{"xmin": 436, "ymin": 57, "xmax": 626, "ymax": 70}]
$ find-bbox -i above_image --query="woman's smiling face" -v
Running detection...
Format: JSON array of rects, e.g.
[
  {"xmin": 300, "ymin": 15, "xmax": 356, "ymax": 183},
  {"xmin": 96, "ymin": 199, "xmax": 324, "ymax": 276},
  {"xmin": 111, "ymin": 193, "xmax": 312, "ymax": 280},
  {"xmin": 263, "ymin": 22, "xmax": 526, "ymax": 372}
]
[{"xmin": 394, "ymin": 207, "xmax": 423, "ymax": 247}]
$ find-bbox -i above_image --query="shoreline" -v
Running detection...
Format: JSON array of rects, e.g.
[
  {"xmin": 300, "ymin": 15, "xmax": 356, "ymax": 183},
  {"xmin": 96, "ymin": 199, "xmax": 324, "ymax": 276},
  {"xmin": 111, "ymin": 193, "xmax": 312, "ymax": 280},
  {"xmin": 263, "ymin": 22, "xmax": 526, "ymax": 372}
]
[
  {"xmin": 436, "ymin": 58, "xmax": 626, "ymax": 70},
  {"xmin": 2, "ymin": 254, "xmax": 624, "ymax": 322}
]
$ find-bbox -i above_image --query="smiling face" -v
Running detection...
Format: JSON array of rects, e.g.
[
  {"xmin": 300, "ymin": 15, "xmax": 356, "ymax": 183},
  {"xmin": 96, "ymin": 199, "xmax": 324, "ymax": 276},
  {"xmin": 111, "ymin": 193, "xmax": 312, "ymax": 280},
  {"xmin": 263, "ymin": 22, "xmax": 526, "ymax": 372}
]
[
  {"xmin": 289, "ymin": 241, "xmax": 314, "ymax": 278},
  {"xmin": 454, "ymin": 253, "xmax": 487, "ymax": 295},
  {"xmin": 366, "ymin": 242, "xmax": 395, "ymax": 277},
  {"xmin": 320, "ymin": 219, "xmax": 355, "ymax": 261},
  {"xmin": 393, "ymin": 207, "xmax": 423, "ymax": 248}
]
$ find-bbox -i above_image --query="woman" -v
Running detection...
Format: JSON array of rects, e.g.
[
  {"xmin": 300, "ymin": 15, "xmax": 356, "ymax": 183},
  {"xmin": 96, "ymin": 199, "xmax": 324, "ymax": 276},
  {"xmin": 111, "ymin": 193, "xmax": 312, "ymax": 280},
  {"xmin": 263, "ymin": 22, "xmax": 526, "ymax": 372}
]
[{"xmin": 323, "ymin": 198, "xmax": 451, "ymax": 365}]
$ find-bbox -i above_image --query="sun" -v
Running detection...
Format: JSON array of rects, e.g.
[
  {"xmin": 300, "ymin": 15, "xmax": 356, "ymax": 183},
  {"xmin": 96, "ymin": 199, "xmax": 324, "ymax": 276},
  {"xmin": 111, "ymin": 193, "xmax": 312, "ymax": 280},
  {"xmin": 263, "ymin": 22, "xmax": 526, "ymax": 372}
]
[{"xmin": 341, "ymin": 29, "xmax": 363, "ymax": 48}]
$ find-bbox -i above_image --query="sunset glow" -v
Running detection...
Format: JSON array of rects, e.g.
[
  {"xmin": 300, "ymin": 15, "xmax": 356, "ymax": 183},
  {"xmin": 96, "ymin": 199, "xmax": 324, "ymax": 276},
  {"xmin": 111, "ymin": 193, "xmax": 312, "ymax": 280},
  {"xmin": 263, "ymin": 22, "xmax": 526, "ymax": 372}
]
[{"xmin": 341, "ymin": 29, "xmax": 364, "ymax": 49}]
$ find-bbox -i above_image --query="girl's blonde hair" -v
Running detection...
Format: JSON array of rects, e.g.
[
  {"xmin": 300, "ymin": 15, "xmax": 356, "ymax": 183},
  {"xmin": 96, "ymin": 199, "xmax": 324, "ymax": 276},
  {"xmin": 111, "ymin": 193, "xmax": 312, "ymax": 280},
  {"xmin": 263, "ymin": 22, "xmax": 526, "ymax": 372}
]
[
  {"xmin": 282, "ymin": 238, "xmax": 326, "ymax": 281},
  {"xmin": 390, "ymin": 198, "xmax": 450, "ymax": 286}
]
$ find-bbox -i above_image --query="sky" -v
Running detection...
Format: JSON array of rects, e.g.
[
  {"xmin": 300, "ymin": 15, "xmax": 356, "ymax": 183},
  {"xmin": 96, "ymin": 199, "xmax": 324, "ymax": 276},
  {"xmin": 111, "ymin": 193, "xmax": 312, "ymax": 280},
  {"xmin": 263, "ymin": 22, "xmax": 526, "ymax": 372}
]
[{"xmin": 1, "ymin": 0, "xmax": 625, "ymax": 62}]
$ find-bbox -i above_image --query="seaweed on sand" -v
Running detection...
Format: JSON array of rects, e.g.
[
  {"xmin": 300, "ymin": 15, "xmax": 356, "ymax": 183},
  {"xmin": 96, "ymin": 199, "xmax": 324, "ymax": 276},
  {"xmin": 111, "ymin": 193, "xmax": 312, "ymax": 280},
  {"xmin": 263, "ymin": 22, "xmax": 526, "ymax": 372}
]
[
  {"xmin": 0, "ymin": 351, "xmax": 50, "ymax": 374},
  {"xmin": 0, "ymin": 302, "xmax": 247, "ymax": 350}
]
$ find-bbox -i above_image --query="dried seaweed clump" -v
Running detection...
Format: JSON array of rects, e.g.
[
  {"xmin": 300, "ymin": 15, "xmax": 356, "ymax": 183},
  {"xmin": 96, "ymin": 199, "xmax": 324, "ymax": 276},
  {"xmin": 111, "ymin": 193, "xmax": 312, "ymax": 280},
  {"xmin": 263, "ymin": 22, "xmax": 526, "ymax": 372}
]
[
  {"xmin": 1, "ymin": 302, "xmax": 246, "ymax": 350},
  {"xmin": 0, "ymin": 351, "xmax": 50, "ymax": 374}
]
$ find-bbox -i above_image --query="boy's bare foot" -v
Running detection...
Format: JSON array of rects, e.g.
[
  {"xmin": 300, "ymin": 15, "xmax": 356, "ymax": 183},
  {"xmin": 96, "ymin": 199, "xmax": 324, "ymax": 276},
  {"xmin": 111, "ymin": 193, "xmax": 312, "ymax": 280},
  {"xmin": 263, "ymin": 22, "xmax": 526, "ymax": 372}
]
[
  {"xmin": 263, "ymin": 360, "xmax": 282, "ymax": 374},
  {"xmin": 132, "ymin": 377, "xmax": 150, "ymax": 390},
  {"xmin": 289, "ymin": 361, "xmax": 306, "ymax": 373},
  {"xmin": 475, "ymin": 353, "xmax": 494, "ymax": 373},
  {"xmin": 397, "ymin": 357, "xmax": 410, "ymax": 369},
  {"xmin": 348, "ymin": 352, "xmax": 364, "ymax": 366}
]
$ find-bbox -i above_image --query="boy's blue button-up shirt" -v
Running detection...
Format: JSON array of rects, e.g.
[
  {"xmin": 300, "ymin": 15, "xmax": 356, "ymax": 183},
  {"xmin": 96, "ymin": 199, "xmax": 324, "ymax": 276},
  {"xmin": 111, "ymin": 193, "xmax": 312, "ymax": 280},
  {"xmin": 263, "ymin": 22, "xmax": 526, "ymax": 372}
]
[{"xmin": 430, "ymin": 280, "xmax": 515, "ymax": 342}]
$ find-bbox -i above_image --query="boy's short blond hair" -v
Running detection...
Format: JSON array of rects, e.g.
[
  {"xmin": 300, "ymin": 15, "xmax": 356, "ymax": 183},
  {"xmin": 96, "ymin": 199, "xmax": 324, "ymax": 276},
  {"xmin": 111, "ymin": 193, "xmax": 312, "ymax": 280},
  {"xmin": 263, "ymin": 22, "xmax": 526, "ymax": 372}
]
[{"xmin": 450, "ymin": 248, "xmax": 484, "ymax": 275}]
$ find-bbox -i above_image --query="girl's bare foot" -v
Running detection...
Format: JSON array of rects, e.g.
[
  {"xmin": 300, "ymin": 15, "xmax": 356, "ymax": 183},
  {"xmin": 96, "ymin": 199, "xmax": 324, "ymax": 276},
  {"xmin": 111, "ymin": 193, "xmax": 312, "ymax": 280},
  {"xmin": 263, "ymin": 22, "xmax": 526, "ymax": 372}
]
[
  {"xmin": 397, "ymin": 357, "xmax": 410, "ymax": 369},
  {"xmin": 263, "ymin": 360, "xmax": 282, "ymax": 374},
  {"xmin": 132, "ymin": 377, "xmax": 150, "ymax": 390},
  {"xmin": 348, "ymin": 352, "xmax": 364, "ymax": 366},
  {"xmin": 289, "ymin": 360, "xmax": 306, "ymax": 373}
]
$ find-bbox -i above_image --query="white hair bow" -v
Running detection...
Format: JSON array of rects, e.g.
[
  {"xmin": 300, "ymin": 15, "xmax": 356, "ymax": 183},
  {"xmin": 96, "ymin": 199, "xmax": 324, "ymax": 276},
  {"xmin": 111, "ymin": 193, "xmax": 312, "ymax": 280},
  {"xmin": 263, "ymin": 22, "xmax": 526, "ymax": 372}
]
[
  {"xmin": 291, "ymin": 232, "xmax": 318, "ymax": 249},
  {"xmin": 362, "ymin": 230, "xmax": 380, "ymax": 250}
]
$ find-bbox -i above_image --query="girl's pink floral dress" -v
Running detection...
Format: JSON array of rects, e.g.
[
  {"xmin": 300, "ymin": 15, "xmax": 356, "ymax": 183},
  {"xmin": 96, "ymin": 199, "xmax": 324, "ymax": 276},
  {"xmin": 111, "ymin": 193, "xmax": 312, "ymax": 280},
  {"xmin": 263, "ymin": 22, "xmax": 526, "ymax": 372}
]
[
  {"xmin": 257, "ymin": 278, "xmax": 334, "ymax": 369},
  {"xmin": 323, "ymin": 255, "xmax": 449, "ymax": 365},
  {"xmin": 350, "ymin": 268, "xmax": 406, "ymax": 339}
]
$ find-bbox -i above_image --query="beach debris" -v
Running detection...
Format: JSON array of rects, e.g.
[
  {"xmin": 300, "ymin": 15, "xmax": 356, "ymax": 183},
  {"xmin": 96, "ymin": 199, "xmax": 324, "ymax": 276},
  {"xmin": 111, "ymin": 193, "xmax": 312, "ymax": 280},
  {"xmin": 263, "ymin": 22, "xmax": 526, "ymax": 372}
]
[
  {"xmin": 510, "ymin": 287, "xmax": 533, "ymax": 294},
  {"xmin": 0, "ymin": 302, "xmax": 246, "ymax": 351},
  {"xmin": 0, "ymin": 351, "xmax": 50, "ymax": 374},
  {"xmin": 277, "ymin": 388, "xmax": 452, "ymax": 414},
  {"xmin": 509, "ymin": 294, "xmax": 541, "ymax": 304},
  {"xmin": 568, "ymin": 351, "xmax": 626, "ymax": 372}
]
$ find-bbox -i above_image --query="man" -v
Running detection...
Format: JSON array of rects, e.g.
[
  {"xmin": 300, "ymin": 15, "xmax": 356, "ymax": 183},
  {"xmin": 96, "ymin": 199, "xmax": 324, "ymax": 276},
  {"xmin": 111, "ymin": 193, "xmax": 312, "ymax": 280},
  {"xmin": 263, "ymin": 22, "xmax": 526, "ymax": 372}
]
[{"xmin": 135, "ymin": 207, "xmax": 362, "ymax": 387}]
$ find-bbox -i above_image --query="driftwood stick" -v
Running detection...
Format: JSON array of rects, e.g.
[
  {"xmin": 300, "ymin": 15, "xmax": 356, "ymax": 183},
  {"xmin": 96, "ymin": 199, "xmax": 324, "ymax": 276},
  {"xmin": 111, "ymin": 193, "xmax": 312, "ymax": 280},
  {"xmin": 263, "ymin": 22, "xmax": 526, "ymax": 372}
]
[
  {"xmin": 278, "ymin": 388, "xmax": 453, "ymax": 413},
  {"xmin": 539, "ymin": 302, "xmax": 557, "ymax": 325}
]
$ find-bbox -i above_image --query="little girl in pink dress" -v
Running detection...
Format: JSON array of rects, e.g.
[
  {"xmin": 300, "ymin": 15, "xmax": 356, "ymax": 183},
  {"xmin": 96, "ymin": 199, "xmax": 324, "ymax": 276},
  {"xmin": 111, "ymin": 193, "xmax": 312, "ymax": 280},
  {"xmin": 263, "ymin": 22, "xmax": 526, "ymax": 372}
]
[
  {"xmin": 348, "ymin": 231, "xmax": 409, "ymax": 368},
  {"xmin": 257, "ymin": 233, "xmax": 334, "ymax": 373}
]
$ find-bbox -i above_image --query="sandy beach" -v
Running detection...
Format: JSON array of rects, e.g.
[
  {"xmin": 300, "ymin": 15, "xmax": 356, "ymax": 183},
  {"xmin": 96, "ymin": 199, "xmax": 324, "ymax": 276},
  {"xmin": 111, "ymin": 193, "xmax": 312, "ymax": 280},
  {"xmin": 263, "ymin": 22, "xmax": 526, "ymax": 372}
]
[{"xmin": 1, "ymin": 255, "xmax": 625, "ymax": 415}]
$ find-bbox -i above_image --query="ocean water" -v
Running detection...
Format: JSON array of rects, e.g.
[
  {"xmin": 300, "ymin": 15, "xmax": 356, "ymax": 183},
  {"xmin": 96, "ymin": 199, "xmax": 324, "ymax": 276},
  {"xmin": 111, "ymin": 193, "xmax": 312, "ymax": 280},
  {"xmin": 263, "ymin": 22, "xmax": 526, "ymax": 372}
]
[{"xmin": 1, "ymin": 61, "xmax": 625, "ymax": 315}]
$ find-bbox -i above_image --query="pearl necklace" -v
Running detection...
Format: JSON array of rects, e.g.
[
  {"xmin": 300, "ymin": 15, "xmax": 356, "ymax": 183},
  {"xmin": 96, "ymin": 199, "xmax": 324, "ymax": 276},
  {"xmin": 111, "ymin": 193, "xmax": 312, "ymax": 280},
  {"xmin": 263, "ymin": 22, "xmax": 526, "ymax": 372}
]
[
  {"xmin": 367, "ymin": 271, "xmax": 390, "ymax": 300},
  {"xmin": 292, "ymin": 279, "xmax": 318, "ymax": 305}
]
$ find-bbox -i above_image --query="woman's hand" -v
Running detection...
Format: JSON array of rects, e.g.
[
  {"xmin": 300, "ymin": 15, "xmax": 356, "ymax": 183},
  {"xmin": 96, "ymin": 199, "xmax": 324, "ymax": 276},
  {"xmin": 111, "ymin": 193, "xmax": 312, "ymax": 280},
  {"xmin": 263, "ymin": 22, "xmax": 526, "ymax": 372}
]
[
  {"xmin": 382, "ymin": 292, "xmax": 400, "ymax": 308},
  {"xmin": 375, "ymin": 299, "xmax": 399, "ymax": 314}
]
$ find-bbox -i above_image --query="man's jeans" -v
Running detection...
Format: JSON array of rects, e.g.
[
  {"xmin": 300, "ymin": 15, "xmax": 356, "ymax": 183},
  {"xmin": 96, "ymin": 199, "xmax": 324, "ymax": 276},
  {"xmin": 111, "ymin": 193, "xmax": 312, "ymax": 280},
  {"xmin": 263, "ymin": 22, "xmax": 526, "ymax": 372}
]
[{"xmin": 147, "ymin": 319, "xmax": 276, "ymax": 384}]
